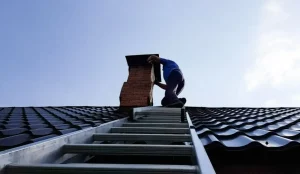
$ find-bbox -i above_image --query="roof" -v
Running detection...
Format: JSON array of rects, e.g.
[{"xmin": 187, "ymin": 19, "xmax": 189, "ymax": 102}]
[
  {"xmin": 0, "ymin": 106, "xmax": 128, "ymax": 151},
  {"xmin": 2, "ymin": 106, "xmax": 300, "ymax": 173},
  {"xmin": 186, "ymin": 107, "xmax": 300, "ymax": 173},
  {"xmin": 2, "ymin": 106, "xmax": 300, "ymax": 161},
  {"xmin": 3, "ymin": 106, "xmax": 300, "ymax": 151},
  {"xmin": 186, "ymin": 107, "xmax": 300, "ymax": 150}
]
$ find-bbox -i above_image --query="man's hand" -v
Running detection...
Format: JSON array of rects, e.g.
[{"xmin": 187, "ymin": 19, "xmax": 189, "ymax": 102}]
[
  {"xmin": 147, "ymin": 55, "xmax": 160, "ymax": 64},
  {"xmin": 153, "ymin": 80, "xmax": 167, "ymax": 90}
]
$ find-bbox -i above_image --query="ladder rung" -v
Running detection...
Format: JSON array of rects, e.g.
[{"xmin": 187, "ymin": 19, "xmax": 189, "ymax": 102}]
[
  {"xmin": 93, "ymin": 133, "xmax": 191, "ymax": 142},
  {"xmin": 63, "ymin": 144, "xmax": 193, "ymax": 156},
  {"xmin": 5, "ymin": 163, "xmax": 197, "ymax": 174},
  {"xmin": 141, "ymin": 119, "xmax": 181, "ymax": 121},
  {"xmin": 111, "ymin": 127, "xmax": 190, "ymax": 134},
  {"xmin": 142, "ymin": 117, "xmax": 180, "ymax": 120},
  {"xmin": 136, "ymin": 109, "xmax": 181, "ymax": 115},
  {"xmin": 122, "ymin": 123, "xmax": 188, "ymax": 128},
  {"xmin": 136, "ymin": 111, "xmax": 181, "ymax": 114},
  {"xmin": 137, "ymin": 120, "xmax": 182, "ymax": 123}
]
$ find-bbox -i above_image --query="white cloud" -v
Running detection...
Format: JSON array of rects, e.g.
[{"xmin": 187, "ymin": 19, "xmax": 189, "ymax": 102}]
[
  {"xmin": 290, "ymin": 94, "xmax": 300, "ymax": 104},
  {"xmin": 264, "ymin": 95, "xmax": 300, "ymax": 107},
  {"xmin": 245, "ymin": 0, "xmax": 300, "ymax": 92},
  {"xmin": 265, "ymin": 0, "xmax": 282, "ymax": 13},
  {"xmin": 264, "ymin": 99, "xmax": 279, "ymax": 107}
]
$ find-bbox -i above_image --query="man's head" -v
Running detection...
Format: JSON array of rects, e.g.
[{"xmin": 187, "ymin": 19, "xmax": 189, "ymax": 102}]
[{"xmin": 147, "ymin": 55, "xmax": 160, "ymax": 64}]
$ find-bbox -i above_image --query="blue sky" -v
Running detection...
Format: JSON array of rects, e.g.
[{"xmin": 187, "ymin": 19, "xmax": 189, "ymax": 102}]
[{"xmin": 1, "ymin": 0, "xmax": 299, "ymax": 107}]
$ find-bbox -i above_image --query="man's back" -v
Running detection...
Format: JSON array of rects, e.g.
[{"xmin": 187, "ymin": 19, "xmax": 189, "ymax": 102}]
[{"xmin": 159, "ymin": 58, "xmax": 181, "ymax": 82}]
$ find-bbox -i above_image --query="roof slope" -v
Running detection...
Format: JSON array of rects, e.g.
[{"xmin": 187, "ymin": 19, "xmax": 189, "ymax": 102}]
[
  {"xmin": 187, "ymin": 107, "xmax": 300, "ymax": 150},
  {"xmin": 2, "ymin": 106, "xmax": 300, "ymax": 153},
  {"xmin": 0, "ymin": 106, "xmax": 128, "ymax": 151},
  {"xmin": 187, "ymin": 107, "xmax": 300, "ymax": 173}
]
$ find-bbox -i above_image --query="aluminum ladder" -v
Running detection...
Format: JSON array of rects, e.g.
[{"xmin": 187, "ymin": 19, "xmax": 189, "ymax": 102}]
[{"xmin": 0, "ymin": 107, "xmax": 215, "ymax": 174}]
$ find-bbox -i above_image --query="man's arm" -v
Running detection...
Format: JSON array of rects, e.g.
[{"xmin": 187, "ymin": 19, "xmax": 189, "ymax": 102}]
[{"xmin": 154, "ymin": 81, "xmax": 167, "ymax": 90}]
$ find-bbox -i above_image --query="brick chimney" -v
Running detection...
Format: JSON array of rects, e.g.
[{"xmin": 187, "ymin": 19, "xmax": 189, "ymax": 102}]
[{"xmin": 119, "ymin": 54, "xmax": 161, "ymax": 107}]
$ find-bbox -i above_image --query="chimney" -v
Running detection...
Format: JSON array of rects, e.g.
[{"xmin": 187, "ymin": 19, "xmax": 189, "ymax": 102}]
[{"xmin": 119, "ymin": 54, "xmax": 161, "ymax": 108}]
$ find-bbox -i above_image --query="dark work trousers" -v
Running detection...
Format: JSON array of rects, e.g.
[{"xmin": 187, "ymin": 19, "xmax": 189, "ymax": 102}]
[{"xmin": 161, "ymin": 69, "xmax": 185, "ymax": 106}]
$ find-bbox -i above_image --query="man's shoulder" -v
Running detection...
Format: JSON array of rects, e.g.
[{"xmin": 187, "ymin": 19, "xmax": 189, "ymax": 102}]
[{"xmin": 160, "ymin": 58, "xmax": 176, "ymax": 65}]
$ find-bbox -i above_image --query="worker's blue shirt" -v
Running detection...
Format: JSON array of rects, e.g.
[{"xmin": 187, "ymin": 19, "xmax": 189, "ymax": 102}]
[{"xmin": 159, "ymin": 58, "xmax": 182, "ymax": 81}]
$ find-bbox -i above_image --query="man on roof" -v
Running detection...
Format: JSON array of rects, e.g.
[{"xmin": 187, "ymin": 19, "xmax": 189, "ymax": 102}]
[{"xmin": 147, "ymin": 55, "xmax": 186, "ymax": 107}]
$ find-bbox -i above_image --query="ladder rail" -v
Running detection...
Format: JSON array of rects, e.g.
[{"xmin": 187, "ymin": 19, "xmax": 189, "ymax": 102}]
[{"xmin": 186, "ymin": 112, "xmax": 216, "ymax": 174}]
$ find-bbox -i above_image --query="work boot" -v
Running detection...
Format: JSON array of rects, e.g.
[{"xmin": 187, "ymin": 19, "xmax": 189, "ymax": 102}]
[
  {"xmin": 166, "ymin": 100, "xmax": 184, "ymax": 108},
  {"xmin": 179, "ymin": 98, "xmax": 186, "ymax": 105},
  {"xmin": 161, "ymin": 97, "xmax": 168, "ymax": 106}
]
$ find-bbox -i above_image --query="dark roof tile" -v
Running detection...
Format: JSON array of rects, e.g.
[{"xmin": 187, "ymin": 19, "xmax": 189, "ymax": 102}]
[
  {"xmin": 59, "ymin": 128, "xmax": 79, "ymax": 135},
  {"xmin": 0, "ymin": 134, "xmax": 31, "ymax": 148},
  {"xmin": 276, "ymin": 129, "xmax": 300, "ymax": 137},
  {"xmin": 47, "ymin": 120, "xmax": 65, "ymax": 124},
  {"xmin": 75, "ymin": 124, "xmax": 92, "ymax": 129},
  {"xmin": 200, "ymin": 134, "xmax": 219, "ymax": 146},
  {"xmin": 245, "ymin": 129, "xmax": 270, "ymax": 137},
  {"xmin": 290, "ymin": 124, "xmax": 300, "ymax": 131},
  {"xmin": 27, "ymin": 121, "xmax": 45, "ymax": 125},
  {"xmin": 215, "ymin": 128, "xmax": 239, "ymax": 136},
  {"xmin": 27, "ymin": 117, "xmax": 44, "ymax": 121},
  {"xmin": 260, "ymin": 135, "xmax": 296, "ymax": 147},
  {"xmin": 5, "ymin": 120, "xmax": 24, "ymax": 125},
  {"xmin": 30, "ymin": 128, "xmax": 54, "ymax": 136},
  {"xmin": 221, "ymin": 135, "xmax": 255, "ymax": 147},
  {"xmin": 9, "ymin": 118, "xmax": 23, "ymax": 121},
  {"xmin": 31, "ymin": 134, "xmax": 58, "ymax": 143},
  {"xmin": 0, "ymin": 128, "xmax": 28, "ymax": 136},
  {"xmin": 239, "ymin": 124, "xmax": 255, "ymax": 130},
  {"xmin": 28, "ymin": 124, "xmax": 49, "ymax": 129},
  {"xmin": 54, "ymin": 124, "xmax": 71, "ymax": 130},
  {"xmin": 197, "ymin": 128, "xmax": 211, "ymax": 135},
  {"xmin": 3, "ymin": 123, "xmax": 26, "ymax": 129},
  {"xmin": 70, "ymin": 121, "xmax": 84, "ymax": 125}
]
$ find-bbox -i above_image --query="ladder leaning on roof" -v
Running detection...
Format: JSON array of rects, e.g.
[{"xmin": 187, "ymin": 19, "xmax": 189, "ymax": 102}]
[{"xmin": 0, "ymin": 106, "xmax": 216, "ymax": 174}]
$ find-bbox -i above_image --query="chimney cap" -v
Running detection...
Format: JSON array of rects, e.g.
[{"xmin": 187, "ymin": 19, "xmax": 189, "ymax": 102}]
[{"xmin": 125, "ymin": 54, "xmax": 161, "ymax": 82}]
